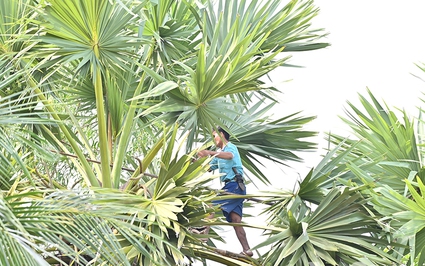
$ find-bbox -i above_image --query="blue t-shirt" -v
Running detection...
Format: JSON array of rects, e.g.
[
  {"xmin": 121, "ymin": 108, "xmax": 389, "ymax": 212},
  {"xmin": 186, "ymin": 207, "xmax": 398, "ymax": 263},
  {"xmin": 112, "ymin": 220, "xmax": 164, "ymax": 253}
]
[{"xmin": 209, "ymin": 142, "xmax": 243, "ymax": 182}]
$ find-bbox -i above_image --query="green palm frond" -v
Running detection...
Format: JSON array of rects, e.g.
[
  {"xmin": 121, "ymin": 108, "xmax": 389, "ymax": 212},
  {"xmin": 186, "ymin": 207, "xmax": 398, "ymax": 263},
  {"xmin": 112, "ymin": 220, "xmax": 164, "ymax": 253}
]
[
  {"xmin": 372, "ymin": 177, "xmax": 425, "ymax": 265},
  {"xmin": 2, "ymin": 189, "xmax": 181, "ymax": 266},
  {"xmin": 262, "ymin": 0, "xmax": 329, "ymax": 52},
  {"xmin": 258, "ymin": 187, "xmax": 396, "ymax": 266},
  {"xmin": 295, "ymin": 138, "xmax": 362, "ymax": 204},
  {"xmin": 0, "ymin": 87, "xmax": 61, "ymax": 190},
  {"xmin": 0, "ymin": 194, "xmax": 51, "ymax": 266},
  {"xmin": 39, "ymin": 0, "xmax": 144, "ymax": 73},
  {"xmin": 230, "ymin": 103, "xmax": 317, "ymax": 185},
  {"xmin": 142, "ymin": 0, "xmax": 203, "ymax": 75},
  {"xmin": 203, "ymin": 0, "xmax": 329, "ymax": 54},
  {"xmin": 0, "ymin": 0, "xmax": 39, "ymax": 52},
  {"xmin": 332, "ymin": 89, "xmax": 421, "ymax": 192}
]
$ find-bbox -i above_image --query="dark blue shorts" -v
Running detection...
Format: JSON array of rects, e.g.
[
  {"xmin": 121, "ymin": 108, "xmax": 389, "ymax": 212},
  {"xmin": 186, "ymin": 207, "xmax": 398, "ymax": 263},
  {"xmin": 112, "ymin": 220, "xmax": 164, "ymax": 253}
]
[{"xmin": 213, "ymin": 181, "xmax": 246, "ymax": 222}]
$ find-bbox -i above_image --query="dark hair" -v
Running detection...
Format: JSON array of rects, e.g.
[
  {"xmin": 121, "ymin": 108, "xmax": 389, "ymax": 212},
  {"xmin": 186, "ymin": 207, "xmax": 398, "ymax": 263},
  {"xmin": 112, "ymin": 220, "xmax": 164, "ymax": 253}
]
[{"xmin": 216, "ymin": 126, "xmax": 230, "ymax": 141}]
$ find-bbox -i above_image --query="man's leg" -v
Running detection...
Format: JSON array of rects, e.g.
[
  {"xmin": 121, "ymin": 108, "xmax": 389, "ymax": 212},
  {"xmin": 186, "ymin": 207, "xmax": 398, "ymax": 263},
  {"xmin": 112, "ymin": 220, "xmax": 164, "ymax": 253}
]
[{"xmin": 229, "ymin": 211, "xmax": 253, "ymax": 257}]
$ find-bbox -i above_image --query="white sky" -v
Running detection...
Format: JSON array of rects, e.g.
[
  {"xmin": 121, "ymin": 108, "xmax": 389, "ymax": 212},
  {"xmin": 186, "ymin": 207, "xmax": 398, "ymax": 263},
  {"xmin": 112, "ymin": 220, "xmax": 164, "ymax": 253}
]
[
  {"xmin": 268, "ymin": 0, "xmax": 425, "ymax": 179},
  {"xmin": 200, "ymin": 1, "xmax": 425, "ymax": 265}
]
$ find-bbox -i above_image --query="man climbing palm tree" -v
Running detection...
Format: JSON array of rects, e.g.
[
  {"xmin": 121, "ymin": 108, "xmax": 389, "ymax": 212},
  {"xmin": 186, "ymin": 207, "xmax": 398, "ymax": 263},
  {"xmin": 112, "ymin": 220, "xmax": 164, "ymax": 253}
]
[{"xmin": 197, "ymin": 127, "xmax": 253, "ymax": 257}]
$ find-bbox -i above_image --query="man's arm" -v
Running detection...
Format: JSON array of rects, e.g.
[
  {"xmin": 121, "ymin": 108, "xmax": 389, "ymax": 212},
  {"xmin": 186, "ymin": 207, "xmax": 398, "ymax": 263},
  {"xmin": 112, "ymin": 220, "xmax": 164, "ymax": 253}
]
[{"xmin": 197, "ymin": 150, "xmax": 233, "ymax": 160}]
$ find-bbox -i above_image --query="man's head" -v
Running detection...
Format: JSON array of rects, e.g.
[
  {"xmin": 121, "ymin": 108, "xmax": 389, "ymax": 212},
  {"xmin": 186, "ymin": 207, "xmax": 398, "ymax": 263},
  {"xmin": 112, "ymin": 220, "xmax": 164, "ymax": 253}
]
[
  {"xmin": 212, "ymin": 126, "xmax": 230, "ymax": 148},
  {"xmin": 216, "ymin": 126, "xmax": 230, "ymax": 141}
]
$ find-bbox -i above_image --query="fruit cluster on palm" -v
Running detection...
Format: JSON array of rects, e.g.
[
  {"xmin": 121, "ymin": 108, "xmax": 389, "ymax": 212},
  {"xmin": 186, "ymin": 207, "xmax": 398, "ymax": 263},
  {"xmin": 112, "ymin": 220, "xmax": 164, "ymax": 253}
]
[{"xmin": 1, "ymin": 0, "xmax": 424, "ymax": 265}]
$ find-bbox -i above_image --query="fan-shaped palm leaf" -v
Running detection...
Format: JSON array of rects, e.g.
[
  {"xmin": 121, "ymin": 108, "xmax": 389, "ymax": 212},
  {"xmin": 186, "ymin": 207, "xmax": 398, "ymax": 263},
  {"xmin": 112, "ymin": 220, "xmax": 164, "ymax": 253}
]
[
  {"xmin": 258, "ymin": 187, "xmax": 396, "ymax": 266},
  {"xmin": 332, "ymin": 89, "xmax": 421, "ymax": 192}
]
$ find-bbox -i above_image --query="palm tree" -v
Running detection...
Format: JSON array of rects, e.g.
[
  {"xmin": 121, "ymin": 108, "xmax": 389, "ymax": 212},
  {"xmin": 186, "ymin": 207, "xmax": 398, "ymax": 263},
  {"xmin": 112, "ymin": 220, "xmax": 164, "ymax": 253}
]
[
  {"xmin": 1, "ymin": 0, "xmax": 329, "ymax": 265},
  {"xmin": 4, "ymin": 0, "xmax": 425, "ymax": 265}
]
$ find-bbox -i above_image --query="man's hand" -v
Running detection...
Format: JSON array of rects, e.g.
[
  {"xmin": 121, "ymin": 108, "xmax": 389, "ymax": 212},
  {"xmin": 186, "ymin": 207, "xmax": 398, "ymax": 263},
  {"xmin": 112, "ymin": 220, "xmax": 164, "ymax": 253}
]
[{"xmin": 197, "ymin": 150, "xmax": 210, "ymax": 158}]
